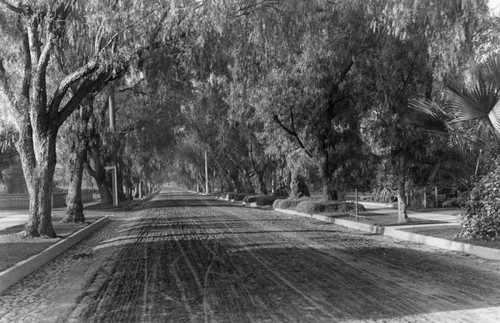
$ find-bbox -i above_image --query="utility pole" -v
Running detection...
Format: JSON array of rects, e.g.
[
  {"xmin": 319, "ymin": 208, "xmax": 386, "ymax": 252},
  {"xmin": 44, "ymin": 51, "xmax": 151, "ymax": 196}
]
[
  {"xmin": 205, "ymin": 150, "xmax": 209, "ymax": 194},
  {"xmin": 106, "ymin": 89, "xmax": 118, "ymax": 206}
]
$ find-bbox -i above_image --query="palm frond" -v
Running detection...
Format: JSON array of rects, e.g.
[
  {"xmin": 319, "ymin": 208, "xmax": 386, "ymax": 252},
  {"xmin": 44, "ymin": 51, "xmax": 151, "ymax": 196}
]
[
  {"xmin": 447, "ymin": 76, "xmax": 500, "ymax": 124},
  {"xmin": 480, "ymin": 53, "xmax": 500, "ymax": 89},
  {"xmin": 488, "ymin": 101, "xmax": 500, "ymax": 137},
  {"xmin": 407, "ymin": 98, "xmax": 450, "ymax": 135}
]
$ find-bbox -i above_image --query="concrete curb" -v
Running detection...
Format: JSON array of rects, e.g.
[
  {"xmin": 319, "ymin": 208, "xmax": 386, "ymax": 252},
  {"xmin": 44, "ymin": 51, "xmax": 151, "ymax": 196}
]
[
  {"xmin": 274, "ymin": 208, "xmax": 500, "ymax": 260},
  {"xmin": 382, "ymin": 227, "xmax": 500, "ymax": 260},
  {"xmin": 0, "ymin": 216, "xmax": 111, "ymax": 294}
]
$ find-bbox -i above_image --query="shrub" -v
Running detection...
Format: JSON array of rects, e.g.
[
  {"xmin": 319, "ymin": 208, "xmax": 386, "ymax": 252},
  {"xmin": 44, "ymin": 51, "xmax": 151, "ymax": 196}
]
[
  {"xmin": 442, "ymin": 198, "xmax": 459, "ymax": 208},
  {"xmin": 220, "ymin": 192, "xmax": 234, "ymax": 200},
  {"xmin": 273, "ymin": 197, "xmax": 311, "ymax": 209},
  {"xmin": 296, "ymin": 201, "xmax": 324, "ymax": 213},
  {"xmin": 233, "ymin": 193, "xmax": 247, "ymax": 201},
  {"xmin": 295, "ymin": 200, "xmax": 365, "ymax": 214},
  {"xmin": 272, "ymin": 199, "xmax": 284, "ymax": 209},
  {"xmin": 243, "ymin": 195, "xmax": 260, "ymax": 203},
  {"xmin": 255, "ymin": 196, "xmax": 284, "ymax": 206},
  {"xmin": 458, "ymin": 159, "xmax": 500, "ymax": 241}
]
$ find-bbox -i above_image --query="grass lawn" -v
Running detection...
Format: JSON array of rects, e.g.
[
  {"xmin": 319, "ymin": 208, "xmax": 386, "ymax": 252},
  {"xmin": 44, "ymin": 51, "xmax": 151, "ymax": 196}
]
[
  {"xmin": 320, "ymin": 212, "xmax": 447, "ymax": 226},
  {"xmin": 0, "ymin": 216, "xmax": 97, "ymax": 272},
  {"xmin": 399, "ymin": 225, "xmax": 500, "ymax": 249}
]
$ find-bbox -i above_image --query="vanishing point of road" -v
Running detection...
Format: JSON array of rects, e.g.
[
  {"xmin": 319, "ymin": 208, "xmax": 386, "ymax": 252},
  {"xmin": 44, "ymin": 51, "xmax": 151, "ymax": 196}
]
[{"xmin": 2, "ymin": 187, "xmax": 500, "ymax": 322}]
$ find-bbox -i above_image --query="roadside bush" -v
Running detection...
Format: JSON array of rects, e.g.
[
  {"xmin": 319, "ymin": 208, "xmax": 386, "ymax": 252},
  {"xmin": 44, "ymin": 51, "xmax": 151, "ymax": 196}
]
[
  {"xmin": 243, "ymin": 195, "xmax": 260, "ymax": 203},
  {"xmin": 458, "ymin": 159, "xmax": 500, "ymax": 241},
  {"xmin": 220, "ymin": 192, "xmax": 235, "ymax": 200},
  {"xmin": 255, "ymin": 195, "xmax": 284, "ymax": 206},
  {"xmin": 296, "ymin": 200, "xmax": 324, "ymax": 213},
  {"xmin": 442, "ymin": 198, "xmax": 459, "ymax": 208},
  {"xmin": 295, "ymin": 200, "xmax": 365, "ymax": 214},
  {"xmin": 273, "ymin": 197, "xmax": 311, "ymax": 209},
  {"xmin": 233, "ymin": 193, "xmax": 247, "ymax": 201},
  {"xmin": 1, "ymin": 164, "xmax": 27, "ymax": 193}
]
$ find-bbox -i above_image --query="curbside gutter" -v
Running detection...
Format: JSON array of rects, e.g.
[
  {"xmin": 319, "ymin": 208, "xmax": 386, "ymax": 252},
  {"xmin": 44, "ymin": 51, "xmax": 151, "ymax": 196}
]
[
  {"xmin": 274, "ymin": 208, "xmax": 500, "ymax": 260},
  {"xmin": 0, "ymin": 216, "xmax": 111, "ymax": 294}
]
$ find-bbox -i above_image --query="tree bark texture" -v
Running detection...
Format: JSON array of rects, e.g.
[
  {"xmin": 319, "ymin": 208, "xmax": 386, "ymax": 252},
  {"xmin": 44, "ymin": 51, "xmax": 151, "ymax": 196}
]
[
  {"xmin": 17, "ymin": 125, "xmax": 58, "ymax": 238},
  {"xmin": 319, "ymin": 155, "xmax": 338, "ymax": 201},
  {"xmin": 63, "ymin": 101, "xmax": 94, "ymax": 222},
  {"xmin": 397, "ymin": 155, "xmax": 409, "ymax": 223},
  {"xmin": 63, "ymin": 138, "xmax": 87, "ymax": 223}
]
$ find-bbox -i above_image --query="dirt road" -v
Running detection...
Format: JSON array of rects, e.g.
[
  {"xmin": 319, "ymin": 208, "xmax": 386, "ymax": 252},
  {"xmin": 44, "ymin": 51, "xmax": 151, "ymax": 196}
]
[{"xmin": 2, "ymin": 188, "xmax": 500, "ymax": 322}]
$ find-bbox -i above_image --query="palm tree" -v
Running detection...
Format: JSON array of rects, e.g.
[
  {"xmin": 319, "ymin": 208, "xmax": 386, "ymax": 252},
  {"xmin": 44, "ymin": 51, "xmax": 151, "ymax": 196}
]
[
  {"xmin": 411, "ymin": 54, "xmax": 500, "ymax": 145},
  {"xmin": 409, "ymin": 53, "xmax": 500, "ymax": 240}
]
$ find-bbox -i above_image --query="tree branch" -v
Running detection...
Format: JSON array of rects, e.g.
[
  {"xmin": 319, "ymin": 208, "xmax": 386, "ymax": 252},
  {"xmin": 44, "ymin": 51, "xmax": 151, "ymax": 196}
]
[
  {"xmin": 0, "ymin": 0, "xmax": 22, "ymax": 13},
  {"xmin": 49, "ymin": 59, "xmax": 99, "ymax": 115},
  {"xmin": 21, "ymin": 31, "xmax": 31, "ymax": 101},
  {"xmin": 55, "ymin": 63, "xmax": 128, "ymax": 128},
  {"xmin": 85, "ymin": 160, "xmax": 97, "ymax": 179},
  {"xmin": 271, "ymin": 113, "xmax": 313, "ymax": 158}
]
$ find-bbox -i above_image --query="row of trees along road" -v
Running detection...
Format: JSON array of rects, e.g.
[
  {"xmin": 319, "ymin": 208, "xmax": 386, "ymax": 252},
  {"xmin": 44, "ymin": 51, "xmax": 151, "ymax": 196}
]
[{"xmin": 0, "ymin": 0, "xmax": 500, "ymax": 237}]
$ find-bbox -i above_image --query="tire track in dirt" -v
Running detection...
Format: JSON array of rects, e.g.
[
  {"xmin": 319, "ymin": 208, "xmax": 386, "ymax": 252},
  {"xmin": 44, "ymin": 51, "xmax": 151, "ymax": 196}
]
[
  {"xmin": 208, "ymin": 204, "xmax": 500, "ymax": 321},
  {"xmin": 66, "ymin": 189, "xmax": 500, "ymax": 322}
]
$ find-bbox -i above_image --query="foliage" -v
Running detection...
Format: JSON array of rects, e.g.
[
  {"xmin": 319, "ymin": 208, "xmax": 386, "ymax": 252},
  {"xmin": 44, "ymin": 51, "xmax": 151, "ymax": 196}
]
[
  {"xmin": 242, "ymin": 195, "xmax": 260, "ymax": 203},
  {"xmin": 458, "ymin": 158, "xmax": 500, "ymax": 240},
  {"xmin": 1, "ymin": 160, "xmax": 27, "ymax": 193},
  {"xmin": 272, "ymin": 197, "xmax": 311, "ymax": 210},
  {"xmin": 290, "ymin": 172, "xmax": 310, "ymax": 199},
  {"xmin": 242, "ymin": 194, "xmax": 282, "ymax": 206},
  {"xmin": 369, "ymin": 160, "xmax": 398, "ymax": 203},
  {"xmin": 232, "ymin": 193, "xmax": 247, "ymax": 201},
  {"xmin": 295, "ymin": 200, "xmax": 365, "ymax": 215}
]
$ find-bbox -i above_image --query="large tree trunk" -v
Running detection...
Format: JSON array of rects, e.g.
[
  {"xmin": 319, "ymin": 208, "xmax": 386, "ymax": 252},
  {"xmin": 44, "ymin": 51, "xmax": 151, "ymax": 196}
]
[
  {"xmin": 243, "ymin": 172, "xmax": 255, "ymax": 194},
  {"xmin": 86, "ymin": 118, "xmax": 113, "ymax": 204},
  {"xmin": 319, "ymin": 156, "xmax": 337, "ymax": 201},
  {"xmin": 86, "ymin": 152, "xmax": 113, "ymax": 205},
  {"xmin": 17, "ymin": 127, "xmax": 58, "ymax": 238},
  {"xmin": 116, "ymin": 167, "xmax": 127, "ymax": 201},
  {"xmin": 63, "ymin": 101, "xmax": 93, "ymax": 223},
  {"xmin": 397, "ymin": 155, "xmax": 409, "ymax": 223},
  {"xmin": 63, "ymin": 147, "xmax": 87, "ymax": 223},
  {"xmin": 256, "ymin": 172, "xmax": 268, "ymax": 195},
  {"xmin": 290, "ymin": 169, "xmax": 310, "ymax": 199},
  {"xmin": 96, "ymin": 178, "xmax": 113, "ymax": 204}
]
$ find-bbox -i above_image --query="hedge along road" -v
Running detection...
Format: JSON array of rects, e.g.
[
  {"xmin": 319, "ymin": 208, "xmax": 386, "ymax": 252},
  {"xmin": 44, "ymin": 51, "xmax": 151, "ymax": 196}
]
[{"xmin": 3, "ymin": 187, "xmax": 500, "ymax": 322}]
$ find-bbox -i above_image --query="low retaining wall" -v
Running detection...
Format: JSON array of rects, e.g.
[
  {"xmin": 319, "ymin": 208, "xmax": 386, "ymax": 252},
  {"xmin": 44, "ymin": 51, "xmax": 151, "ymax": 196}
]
[{"xmin": 0, "ymin": 216, "xmax": 110, "ymax": 294}]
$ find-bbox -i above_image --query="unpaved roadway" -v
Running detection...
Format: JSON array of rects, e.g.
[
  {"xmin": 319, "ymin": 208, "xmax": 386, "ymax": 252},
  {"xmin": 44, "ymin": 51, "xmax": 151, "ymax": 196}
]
[{"xmin": 2, "ymin": 188, "xmax": 500, "ymax": 322}]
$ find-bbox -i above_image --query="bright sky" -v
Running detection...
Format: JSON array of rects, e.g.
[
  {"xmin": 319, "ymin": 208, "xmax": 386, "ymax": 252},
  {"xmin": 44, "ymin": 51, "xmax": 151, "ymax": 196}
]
[{"xmin": 490, "ymin": 0, "xmax": 500, "ymax": 15}]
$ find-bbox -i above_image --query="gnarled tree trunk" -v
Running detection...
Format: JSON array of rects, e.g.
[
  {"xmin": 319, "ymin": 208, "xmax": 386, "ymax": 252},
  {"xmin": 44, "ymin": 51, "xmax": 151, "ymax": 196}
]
[
  {"xmin": 63, "ymin": 143, "xmax": 87, "ymax": 223},
  {"xmin": 63, "ymin": 100, "xmax": 93, "ymax": 223},
  {"xmin": 319, "ymin": 155, "xmax": 337, "ymax": 201},
  {"xmin": 17, "ymin": 125, "xmax": 58, "ymax": 238}
]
